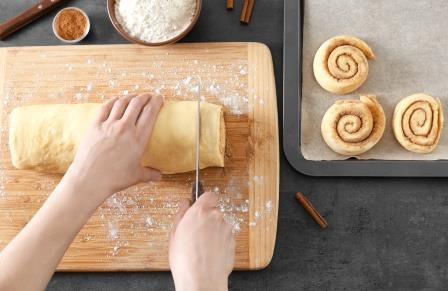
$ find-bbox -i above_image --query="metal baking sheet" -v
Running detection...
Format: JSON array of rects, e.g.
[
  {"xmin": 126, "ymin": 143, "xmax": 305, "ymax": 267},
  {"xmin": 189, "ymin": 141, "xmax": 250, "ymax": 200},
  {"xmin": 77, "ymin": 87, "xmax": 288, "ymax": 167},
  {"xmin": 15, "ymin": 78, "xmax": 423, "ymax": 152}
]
[{"xmin": 283, "ymin": 0, "xmax": 448, "ymax": 177}]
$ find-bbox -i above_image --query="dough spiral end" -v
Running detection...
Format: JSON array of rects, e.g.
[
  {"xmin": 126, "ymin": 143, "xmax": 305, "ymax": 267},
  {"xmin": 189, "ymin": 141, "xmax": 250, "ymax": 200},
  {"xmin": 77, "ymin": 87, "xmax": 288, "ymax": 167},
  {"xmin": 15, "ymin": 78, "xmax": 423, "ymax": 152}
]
[
  {"xmin": 321, "ymin": 95, "xmax": 385, "ymax": 156},
  {"xmin": 393, "ymin": 94, "xmax": 444, "ymax": 153},
  {"xmin": 313, "ymin": 35, "xmax": 375, "ymax": 95}
]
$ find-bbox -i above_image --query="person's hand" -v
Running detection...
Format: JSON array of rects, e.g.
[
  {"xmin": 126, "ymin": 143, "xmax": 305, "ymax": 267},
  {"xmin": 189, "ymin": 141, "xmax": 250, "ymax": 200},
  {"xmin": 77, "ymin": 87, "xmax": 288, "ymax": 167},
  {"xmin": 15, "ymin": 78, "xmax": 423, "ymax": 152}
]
[
  {"xmin": 169, "ymin": 192, "xmax": 235, "ymax": 291},
  {"xmin": 63, "ymin": 94, "xmax": 163, "ymax": 206}
]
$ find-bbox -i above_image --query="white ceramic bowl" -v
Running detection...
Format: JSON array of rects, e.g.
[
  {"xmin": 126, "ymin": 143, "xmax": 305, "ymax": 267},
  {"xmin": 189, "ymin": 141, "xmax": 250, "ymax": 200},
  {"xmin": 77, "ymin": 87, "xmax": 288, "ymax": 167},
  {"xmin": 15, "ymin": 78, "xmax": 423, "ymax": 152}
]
[{"xmin": 52, "ymin": 7, "xmax": 90, "ymax": 44}]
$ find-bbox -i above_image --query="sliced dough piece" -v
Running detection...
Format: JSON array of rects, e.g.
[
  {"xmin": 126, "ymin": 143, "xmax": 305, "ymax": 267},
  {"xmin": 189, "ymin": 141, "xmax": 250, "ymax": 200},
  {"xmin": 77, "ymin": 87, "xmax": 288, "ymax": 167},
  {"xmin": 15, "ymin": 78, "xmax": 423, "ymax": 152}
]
[
  {"xmin": 393, "ymin": 94, "xmax": 444, "ymax": 154},
  {"xmin": 313, "ymin": 35, "xmax": 375, "ymax": 95},
  {"xmin": 321, "ymin": 95, "xmax": 386, "ymax": 156},
  {"xmin": 9, "ymin": 101, "xmax": 225, "ymax": 174}
]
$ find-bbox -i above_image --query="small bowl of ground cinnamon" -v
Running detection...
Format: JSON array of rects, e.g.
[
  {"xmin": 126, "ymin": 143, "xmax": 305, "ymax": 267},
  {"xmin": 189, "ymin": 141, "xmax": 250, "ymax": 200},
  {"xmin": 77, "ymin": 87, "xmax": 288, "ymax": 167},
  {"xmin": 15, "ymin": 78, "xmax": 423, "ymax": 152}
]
[{"xmin": 53, "ymin": 7, "xmax": 90, "ymax": 43}]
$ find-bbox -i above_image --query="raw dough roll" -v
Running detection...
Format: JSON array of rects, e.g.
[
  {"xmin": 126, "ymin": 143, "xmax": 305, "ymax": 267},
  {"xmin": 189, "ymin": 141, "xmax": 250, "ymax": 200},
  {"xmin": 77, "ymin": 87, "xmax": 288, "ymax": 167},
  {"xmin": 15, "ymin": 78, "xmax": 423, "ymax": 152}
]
[
  {"xmin": 392, "ymin": 94, "xmax": 444, "ymax": 154},
  {"xmin": 313, "ymin": 35, "xmax": 375, "ymax": 95},
  {"xmin": 321, "ymin": 95, "xmax": 386, "ymax": 156},
  {"xmin": 9, "ymin": 101, "xmax": 225, "ymax": 174}
]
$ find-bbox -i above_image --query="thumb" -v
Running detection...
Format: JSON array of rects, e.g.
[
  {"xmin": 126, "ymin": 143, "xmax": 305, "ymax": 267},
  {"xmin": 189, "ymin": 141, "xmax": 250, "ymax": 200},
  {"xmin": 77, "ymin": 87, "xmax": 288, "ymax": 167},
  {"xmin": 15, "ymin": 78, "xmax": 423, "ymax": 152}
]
[
  {"xmin": 170, "ymin": 199, "xmax": 191, "ymax": 236},
  {"xmin": 140, "ymin": 167, "xmax": 162, "ymax": 182}
]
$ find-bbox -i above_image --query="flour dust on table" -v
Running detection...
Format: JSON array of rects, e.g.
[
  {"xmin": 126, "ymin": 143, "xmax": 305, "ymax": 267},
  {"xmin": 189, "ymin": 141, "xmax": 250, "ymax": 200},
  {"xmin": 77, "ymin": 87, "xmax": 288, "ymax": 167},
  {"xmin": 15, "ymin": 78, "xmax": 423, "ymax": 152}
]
[{"xmin": 0, "ymin": 46, "xmax": 270, "ymax": 260}]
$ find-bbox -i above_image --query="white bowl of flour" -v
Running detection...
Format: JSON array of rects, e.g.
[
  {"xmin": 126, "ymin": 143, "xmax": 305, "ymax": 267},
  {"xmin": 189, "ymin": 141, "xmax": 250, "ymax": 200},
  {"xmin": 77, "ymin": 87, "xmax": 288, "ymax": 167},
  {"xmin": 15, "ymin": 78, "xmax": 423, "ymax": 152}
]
[{"xmin": 108, "ymin": 0, "xmax": 201, "ymax": 46}]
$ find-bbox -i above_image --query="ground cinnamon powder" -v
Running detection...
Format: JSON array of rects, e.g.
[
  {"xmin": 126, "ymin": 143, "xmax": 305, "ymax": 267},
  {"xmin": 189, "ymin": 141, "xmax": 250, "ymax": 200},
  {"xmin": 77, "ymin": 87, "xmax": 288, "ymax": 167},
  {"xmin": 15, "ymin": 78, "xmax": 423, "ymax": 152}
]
[{"xmin": 55, "ymin": 9, "xmax": 87, "ymax": 40}]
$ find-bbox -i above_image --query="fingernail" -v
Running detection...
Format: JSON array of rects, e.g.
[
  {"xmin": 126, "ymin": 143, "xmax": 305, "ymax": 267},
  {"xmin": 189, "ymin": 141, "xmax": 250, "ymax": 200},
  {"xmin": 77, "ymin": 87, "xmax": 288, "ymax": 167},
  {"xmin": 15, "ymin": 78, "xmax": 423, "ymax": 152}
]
[{"xmin": 152, "ymin": 95, "xmax": 163, "ymax": 105}]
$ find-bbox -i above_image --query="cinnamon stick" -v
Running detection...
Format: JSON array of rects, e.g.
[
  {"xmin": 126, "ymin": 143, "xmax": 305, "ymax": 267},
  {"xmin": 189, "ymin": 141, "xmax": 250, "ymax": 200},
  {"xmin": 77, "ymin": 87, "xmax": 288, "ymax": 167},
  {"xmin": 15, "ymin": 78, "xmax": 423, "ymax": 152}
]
[
  {"xmin": 226, "ymin": 0, "xmax": 234, "ymax": 10},
  {"xmin": 240, "ymin": 0, "xmax": 249, "ymax": 23},
  {"xmin": 245, "ymin": 0, "xmax": 255, "ymax": 23},
  {"xmin": 295, "ymin": 192, "xmax": 328, "ymax": 229},
  {"xmin": 241, "ymin": 0, "xmax": 255, "ymax": 24}
]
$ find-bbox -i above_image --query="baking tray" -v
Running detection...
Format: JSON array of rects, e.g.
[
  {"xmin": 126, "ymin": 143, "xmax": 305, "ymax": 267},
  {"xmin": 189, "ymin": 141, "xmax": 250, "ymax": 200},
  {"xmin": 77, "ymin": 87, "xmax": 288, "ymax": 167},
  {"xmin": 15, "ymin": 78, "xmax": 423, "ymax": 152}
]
[{"xmin": 283, "ymin": 0, "xmax": 448, "ymax": 177}]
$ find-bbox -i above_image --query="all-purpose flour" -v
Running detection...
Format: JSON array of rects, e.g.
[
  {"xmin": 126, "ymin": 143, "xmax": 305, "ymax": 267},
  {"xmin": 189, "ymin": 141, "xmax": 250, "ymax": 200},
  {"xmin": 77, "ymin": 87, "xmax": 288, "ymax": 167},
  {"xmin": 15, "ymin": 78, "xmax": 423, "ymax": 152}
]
[{"xmin": 115, "ymin": 0, "xmax": 196, "ymax": 43}]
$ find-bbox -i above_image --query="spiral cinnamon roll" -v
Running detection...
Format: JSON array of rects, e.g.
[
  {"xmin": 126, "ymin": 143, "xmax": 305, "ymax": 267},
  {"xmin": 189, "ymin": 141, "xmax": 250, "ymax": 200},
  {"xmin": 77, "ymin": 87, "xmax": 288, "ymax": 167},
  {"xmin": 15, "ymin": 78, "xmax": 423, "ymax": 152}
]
[
  {"xmin": 393, "ymin": 94, "xmax": 444, "ymax": 153},
  {"xmin": 313, "ymin": 35, "xmax": 375, "ymax": 95},
  {"xmin": 321, "ymin": 95, "xmax": 386, "ymax": 156}
]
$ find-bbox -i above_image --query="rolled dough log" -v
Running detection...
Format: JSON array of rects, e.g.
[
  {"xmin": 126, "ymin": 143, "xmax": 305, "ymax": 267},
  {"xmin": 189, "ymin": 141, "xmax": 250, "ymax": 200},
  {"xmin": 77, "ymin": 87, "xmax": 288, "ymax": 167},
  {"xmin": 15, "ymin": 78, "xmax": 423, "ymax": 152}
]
[{"xmin": 9, "ymin": 101, "xmax": 225, "ymax": 174}]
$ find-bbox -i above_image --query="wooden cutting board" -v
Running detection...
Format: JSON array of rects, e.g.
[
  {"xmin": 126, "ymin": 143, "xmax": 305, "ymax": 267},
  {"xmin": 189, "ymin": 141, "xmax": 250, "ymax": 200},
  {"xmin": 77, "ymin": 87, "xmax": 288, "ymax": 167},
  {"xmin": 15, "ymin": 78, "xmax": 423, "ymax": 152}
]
[{"xmin": 0, "ymin": 43, "xmax": 278, "ymax": 271}]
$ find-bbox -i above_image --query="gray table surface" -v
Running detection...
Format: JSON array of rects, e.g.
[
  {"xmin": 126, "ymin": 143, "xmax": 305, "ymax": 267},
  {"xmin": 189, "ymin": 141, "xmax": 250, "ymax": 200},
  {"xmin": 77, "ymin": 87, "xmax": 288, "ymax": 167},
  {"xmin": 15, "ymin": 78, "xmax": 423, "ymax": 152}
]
[{"xmin": 1, "ymin": 1, "xmax": 447, "ymax": 290}]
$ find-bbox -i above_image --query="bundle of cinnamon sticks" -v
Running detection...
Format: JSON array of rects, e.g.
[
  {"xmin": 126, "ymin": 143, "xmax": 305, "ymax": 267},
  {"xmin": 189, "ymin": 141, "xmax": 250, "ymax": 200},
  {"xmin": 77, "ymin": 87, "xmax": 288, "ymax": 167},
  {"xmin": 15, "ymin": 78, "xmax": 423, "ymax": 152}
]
[
  {"xmin": 226, "ymin": 0, "xmax": 255, "ymax": 24},
  {"xmin": 240, "ymin": 0, "xmax": 255, "ymax": 24}
]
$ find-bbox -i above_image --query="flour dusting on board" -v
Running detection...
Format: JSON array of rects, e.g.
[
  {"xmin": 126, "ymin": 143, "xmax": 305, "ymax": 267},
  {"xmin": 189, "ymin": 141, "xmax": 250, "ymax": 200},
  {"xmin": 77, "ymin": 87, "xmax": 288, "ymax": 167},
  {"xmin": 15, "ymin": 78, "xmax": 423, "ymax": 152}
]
[{"xmin": 0, "ymin": 49, "xmax": 270, "ymax": 258}]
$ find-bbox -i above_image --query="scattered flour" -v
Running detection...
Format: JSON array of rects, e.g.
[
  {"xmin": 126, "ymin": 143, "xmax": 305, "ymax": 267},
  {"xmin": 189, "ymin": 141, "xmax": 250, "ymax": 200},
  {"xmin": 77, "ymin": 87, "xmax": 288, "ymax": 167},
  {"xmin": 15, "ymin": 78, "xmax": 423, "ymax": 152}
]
[{"xmin": 0, "ymin": 51, "xmax": 271, "ymax": 257}]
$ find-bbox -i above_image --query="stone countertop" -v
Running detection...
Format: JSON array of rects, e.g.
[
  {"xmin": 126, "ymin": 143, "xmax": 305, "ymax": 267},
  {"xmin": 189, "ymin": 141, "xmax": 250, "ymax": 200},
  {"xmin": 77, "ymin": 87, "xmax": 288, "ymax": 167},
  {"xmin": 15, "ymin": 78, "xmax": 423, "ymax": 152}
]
[{"xmin": 1, "ymin": 0, "xmax": 446, "ymax": 290}]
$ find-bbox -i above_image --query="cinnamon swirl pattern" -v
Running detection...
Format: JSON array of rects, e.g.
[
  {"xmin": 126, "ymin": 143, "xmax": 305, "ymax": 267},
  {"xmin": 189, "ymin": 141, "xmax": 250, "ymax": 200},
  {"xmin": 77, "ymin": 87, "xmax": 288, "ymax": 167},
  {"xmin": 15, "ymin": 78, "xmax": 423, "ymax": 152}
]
[
  {"xmin": 321, "ymin": 95, "xmax": 386, "ymax": 156},
  {"xmin": 313, "ymin": 35, "xmax": 375, "ymax": 95},
  {"xmin": 393, "ymin": 94, "xmax": 444, "ymax": 153}
]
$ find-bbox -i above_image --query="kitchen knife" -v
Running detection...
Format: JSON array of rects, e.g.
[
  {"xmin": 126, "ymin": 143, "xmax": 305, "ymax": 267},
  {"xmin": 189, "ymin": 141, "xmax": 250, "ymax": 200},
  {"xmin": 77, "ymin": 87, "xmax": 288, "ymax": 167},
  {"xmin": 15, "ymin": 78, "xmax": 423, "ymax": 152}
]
[{"xmin": 192, "ymin": 84, "xmax": 204, "ymax": 203}]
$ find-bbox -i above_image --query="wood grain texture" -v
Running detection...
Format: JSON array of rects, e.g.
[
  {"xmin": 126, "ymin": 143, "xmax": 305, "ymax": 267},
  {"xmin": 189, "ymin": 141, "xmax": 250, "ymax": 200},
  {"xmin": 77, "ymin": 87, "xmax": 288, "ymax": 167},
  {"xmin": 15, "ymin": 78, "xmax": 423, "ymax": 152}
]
[{"xmin": 0, "ymin": 43, "xmax": 278, "ymax": 271}]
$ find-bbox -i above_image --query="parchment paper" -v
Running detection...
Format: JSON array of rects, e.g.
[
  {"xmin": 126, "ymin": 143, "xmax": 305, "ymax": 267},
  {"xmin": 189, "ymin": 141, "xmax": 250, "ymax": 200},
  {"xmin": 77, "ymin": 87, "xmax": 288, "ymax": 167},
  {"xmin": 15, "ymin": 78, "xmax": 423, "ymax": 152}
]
[{"xmin": 301, "ymin": 0, "xmax": 448, "ymax": 160}]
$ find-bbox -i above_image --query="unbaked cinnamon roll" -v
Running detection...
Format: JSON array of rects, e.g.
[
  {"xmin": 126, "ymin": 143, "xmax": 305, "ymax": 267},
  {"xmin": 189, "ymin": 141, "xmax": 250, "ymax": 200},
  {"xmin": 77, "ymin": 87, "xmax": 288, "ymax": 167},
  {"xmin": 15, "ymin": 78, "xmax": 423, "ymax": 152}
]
[
  {"xmin": 313, "ymin": 35, "xmax": 375, "ymax": 95},
  {"xmin": 393, "ymin": 94, "xmax": 444, "ymax": 153},
  {"xmin": 321, "ymin": 95, "xmax": 386, "ymax": 156}
]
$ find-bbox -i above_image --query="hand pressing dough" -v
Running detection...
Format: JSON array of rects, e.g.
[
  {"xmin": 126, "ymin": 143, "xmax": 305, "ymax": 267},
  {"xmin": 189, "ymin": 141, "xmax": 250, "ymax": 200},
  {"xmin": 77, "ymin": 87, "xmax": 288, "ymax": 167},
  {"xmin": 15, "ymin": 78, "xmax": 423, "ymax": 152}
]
[
  {"xmin": 9, "ymin": 101, "xmax": 225, "ymax": 174},
  {"xmin": 313, "ymin": 35, "xmax": 375, "ymax": 95},
  {"xmin": 393, "ymin": 94, "xmax": 444, "ymax": 154},
  {"xmin": 321, "ymin": 95, "xmax": 386, "ymax": 156}
]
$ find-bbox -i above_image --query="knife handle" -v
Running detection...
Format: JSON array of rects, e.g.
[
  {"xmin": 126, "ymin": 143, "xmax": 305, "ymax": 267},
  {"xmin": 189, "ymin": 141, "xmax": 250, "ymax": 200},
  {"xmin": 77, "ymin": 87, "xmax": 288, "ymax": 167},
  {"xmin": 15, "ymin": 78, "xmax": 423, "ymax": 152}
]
[
  {"xmin": 0, "ymin": 0, "xmax": 68, "ymax": 40},
  {"xmin": 191, "ymin": 181, "xmax": 205, "ymax": 203}
]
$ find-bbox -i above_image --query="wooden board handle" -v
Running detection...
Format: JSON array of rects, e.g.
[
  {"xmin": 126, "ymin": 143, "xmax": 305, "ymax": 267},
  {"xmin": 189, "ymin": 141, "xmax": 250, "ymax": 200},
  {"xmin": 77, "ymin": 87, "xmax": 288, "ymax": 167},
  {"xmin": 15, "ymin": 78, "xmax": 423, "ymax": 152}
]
[{"xmin": 0, "ymin": 0, "xmax": 68, "ymax": 40}]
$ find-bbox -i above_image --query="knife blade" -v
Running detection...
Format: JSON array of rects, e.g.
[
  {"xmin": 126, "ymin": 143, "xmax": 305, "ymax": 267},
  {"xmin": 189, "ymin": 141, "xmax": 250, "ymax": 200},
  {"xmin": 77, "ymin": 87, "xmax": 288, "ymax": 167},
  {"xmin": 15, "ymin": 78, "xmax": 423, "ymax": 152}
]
[{"xmin": 192, "ymin": 83, "xmax": 204, "ymax": 203}]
